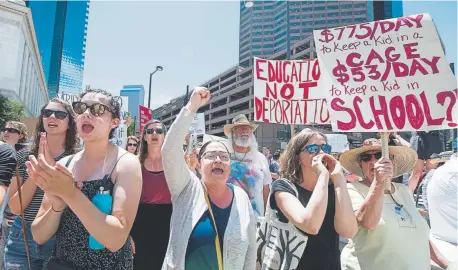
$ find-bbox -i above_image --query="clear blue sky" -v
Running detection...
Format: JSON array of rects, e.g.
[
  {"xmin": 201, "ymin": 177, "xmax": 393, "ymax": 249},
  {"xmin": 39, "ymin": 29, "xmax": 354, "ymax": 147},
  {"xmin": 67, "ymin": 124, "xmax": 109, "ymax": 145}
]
[{"xmin": 82, "ymin": 1, "xmax": 457, "ymax": 110}]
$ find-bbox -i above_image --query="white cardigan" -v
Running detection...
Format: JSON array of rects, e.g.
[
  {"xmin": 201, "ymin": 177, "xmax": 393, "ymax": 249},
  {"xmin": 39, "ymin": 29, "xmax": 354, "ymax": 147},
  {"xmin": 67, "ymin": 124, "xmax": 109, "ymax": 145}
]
[{"xmin": 161, "ymin": 108, "xmax": 256, "ymax": 270}]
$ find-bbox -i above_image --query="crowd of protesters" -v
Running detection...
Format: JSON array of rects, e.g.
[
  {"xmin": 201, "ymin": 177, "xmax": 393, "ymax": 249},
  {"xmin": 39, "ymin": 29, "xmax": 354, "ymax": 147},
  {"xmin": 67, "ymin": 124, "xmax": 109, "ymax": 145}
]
[{"xmin": 0, "ymin": 86, "xmax": 456, "ymax": 270}]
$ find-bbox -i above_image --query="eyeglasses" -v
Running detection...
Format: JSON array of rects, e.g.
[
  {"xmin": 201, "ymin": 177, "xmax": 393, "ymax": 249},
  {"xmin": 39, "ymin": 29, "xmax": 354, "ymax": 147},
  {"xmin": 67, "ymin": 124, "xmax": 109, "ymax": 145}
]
[
  {"xmin": 302, "ymin": 144, "xmax": 332, "ymax": 155},
  {"xmin": 359, "ymin": 152, "xmax": 394, "ymax": 162},
  {"xmin": 41, "ymin": 109, "xmax": 69, "ymax": 120},
  {"xmin": 72, "ymin": 102, "xmax": 112, "ymax": 117},
  {"xmin": 359, "ymin": 152, "xmax": 382, "ymax": 162},
  {"xmin": 127, "ymin": 143, "xmax": 138, "ymax": 147},
  {"xmin": 145, "ymin": 128, "xmax": 164, "ymax": 135},
  {"xmin": 201, "ymin": 151, "xmax": 231, "ymax": 162},
  {"xmin": 2, "ymin": 127, "xmax": 19, "ymax": 134},
  {"xmin": 233, "ymin": 126, "xmax": 253, "ymax": 132}
]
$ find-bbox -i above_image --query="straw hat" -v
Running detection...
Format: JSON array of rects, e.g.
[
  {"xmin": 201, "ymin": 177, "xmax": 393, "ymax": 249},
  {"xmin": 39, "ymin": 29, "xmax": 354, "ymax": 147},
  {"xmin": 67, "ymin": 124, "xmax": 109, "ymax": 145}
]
[
  {"xmin": 339, "ymin": 138, "xmax": 418, "ymax": 178},
  {"xmin": 223, "ymin": 114, "xmax": 258, "ymax": 137},
  {"xmin": 430, "ymin": 151, "xmax": 454, "ymax": 165}
]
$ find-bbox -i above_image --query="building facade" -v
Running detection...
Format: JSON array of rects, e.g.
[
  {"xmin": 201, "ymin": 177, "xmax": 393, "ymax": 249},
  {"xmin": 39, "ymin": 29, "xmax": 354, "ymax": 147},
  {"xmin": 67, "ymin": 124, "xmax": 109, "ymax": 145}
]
[
  {"xmin": 120, "ymin": 85, "xmax": 145, "ymax": 133},
  {"xmin": 239, "ymin": 1, "xmax": 373, "ymax": 66},
  {"xmin": 372, "ymin": 0, "xmax": 403, "ymax": 21},
  {"xmin": 0, "ymin": 0, "xmax": 48, "ymax": 117},
  {"xmin": 26, "ymin": 0, "xmax": 89, "ymax": 98}
]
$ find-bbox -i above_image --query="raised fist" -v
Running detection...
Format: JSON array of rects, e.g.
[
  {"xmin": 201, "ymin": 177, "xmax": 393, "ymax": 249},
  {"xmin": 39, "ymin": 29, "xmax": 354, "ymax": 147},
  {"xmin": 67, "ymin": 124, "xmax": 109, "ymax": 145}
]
[{"xmin": 187, "ymin": 87, "xmax": 210, "ymax": 113}]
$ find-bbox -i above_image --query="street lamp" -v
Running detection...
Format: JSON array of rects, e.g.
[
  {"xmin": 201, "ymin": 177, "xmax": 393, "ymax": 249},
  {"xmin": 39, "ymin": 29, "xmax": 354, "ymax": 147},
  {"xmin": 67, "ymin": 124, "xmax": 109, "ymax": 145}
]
[{"xmin": 147, "ymin": 65, "xmax": 164, "ymax": 108}]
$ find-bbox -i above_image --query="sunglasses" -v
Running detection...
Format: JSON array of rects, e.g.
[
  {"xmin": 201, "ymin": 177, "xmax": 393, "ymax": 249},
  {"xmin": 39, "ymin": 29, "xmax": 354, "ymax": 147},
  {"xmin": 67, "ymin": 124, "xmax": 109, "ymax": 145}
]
[
  {"xmin": 41, "ymin": 109, "xmax": 69, "ymax": 120},
  {"xmin": 2, "ymin": 127, "xmax": 19, "ymax": 134},
  {"xmin": 201, "ymin": 151, "xmax": 231, "ymax": 162},
  {"xmin": 127, "ymin": 143, "xmax": 138, "ymax": 147},
  {"xmin": 72, "ymin": 102, "xmax": 112, "ymax": 117},
  {"xmin": 145, "ymin": 128, "xmax": 164, "ymax": 135},
  {"xmin": 302, "ymin": 144, "xmax": 332, "ymax": 155},
  {"xmin": 359, "ymin": 152, "xmax": 382, "ymax": 162}
]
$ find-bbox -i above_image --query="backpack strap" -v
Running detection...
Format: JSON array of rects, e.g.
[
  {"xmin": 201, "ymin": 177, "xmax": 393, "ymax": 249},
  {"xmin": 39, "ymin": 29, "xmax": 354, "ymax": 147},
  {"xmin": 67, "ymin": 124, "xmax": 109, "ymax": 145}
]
[
  {"xmin": 64, "ymin": 154, "xmax": 75, "ymax": 168},
  {"xmin": 15, "ymin": 167, "xmax": 32, "ymax": 270}
]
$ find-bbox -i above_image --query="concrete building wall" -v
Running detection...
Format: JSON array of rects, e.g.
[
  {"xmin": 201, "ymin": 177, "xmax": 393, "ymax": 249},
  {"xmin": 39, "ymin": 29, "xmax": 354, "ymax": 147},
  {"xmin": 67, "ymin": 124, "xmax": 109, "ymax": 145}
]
[{"xmin": 0, "ymin": 1, "xmax": 48, "ymax": 116}]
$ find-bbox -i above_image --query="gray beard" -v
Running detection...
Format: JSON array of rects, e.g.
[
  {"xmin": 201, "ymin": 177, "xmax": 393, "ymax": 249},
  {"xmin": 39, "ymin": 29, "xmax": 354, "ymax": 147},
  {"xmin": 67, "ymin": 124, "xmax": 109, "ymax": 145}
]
[{"xmin": 233, "ymin": 136, "xmax": 251, "ymax": 147}]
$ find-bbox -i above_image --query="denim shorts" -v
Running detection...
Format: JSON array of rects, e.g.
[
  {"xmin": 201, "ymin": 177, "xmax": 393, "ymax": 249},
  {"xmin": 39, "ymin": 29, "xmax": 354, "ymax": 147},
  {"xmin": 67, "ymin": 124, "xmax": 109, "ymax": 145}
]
[{"xmin": 3, "ymin": 217, "xmax": 55, "ymax": 270}]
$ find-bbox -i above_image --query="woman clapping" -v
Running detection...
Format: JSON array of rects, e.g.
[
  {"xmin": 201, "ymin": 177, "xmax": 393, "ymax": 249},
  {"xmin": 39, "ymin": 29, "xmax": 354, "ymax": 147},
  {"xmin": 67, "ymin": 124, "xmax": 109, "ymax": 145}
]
[
  {"xmin": 30, "ymin": 89, "xmax": 141, "ymax": 269},
  {"xmin": 161, "ymin": 87, "xmax": 256, "ymax": 270}
]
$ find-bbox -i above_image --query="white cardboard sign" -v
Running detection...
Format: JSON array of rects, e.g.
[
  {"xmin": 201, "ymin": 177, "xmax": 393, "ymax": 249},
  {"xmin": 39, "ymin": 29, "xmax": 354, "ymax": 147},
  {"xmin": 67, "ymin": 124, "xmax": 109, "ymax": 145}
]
[
  {"xmin": 253, "ymin": 57, "xmax": 330, "ymax": 125},
  {"xmin": 314, "ymin": 13, "xmax": 457, "ymax": 132}
]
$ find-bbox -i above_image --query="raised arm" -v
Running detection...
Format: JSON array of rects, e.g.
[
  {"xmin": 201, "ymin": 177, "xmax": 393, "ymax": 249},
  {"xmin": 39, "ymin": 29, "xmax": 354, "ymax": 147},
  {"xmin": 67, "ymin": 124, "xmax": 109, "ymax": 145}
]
[
  {"xmin": 333, "ymin": 174, "xmax": 358, "ymax": 238},
  {"xmin": 354, "ymin": 158, "xmax": 392, "ymax": 230},
  {"xmin": 275, "ymin": 171, "xmax": 329, "ymax": 235},
  {"xmin": 162, "ymin": 87, "xmax": 211, "ymax": 197}
]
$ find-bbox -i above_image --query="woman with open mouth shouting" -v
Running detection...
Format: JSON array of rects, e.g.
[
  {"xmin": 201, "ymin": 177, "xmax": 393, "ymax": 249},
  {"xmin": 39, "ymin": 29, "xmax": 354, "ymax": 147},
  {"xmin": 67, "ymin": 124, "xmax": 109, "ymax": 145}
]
[
  {"xmin": 130, "ymin": 119, "xmax": 172, "ymax": 270},
  {"xmin": 29, "ymin": 89, "xmax": 142, "ymax": 269},
  {"xmin": 161, "ymin": 87, "xmax": 256, "ymax": 270},
  {"xmin": 5, "ymin": 98, "xmax": 79, "ymax": 270}
]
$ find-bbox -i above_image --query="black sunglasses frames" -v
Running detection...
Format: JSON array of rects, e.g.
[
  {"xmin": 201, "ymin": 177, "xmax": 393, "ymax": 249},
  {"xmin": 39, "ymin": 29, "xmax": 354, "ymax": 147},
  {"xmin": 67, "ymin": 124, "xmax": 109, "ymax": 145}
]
[
  {"xmin": 72, "ymin": 102, "xmax": 112, "ymax": 117},
  {"xmin": 2, "ymin": 127, "xmax": 20, "ymax": 134},
  {"xmin": 41, "ymin": 109, "xmax": 69, "ymax": 120},
  {"xmin": 145, "ymin": 128, "xmax": 164, "ymax": 135}
]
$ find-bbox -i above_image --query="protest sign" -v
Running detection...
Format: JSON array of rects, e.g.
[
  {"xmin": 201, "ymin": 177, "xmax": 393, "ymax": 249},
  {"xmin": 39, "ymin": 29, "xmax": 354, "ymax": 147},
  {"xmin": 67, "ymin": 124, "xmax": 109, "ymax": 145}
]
[
  {"xmin": 253, "ymin": 57, "xmax": 329, "ymax": 125},
  {"xmin": 110, "ymin": 96, "xmax": 129, "ymax": 148},
  {"xmin": 314, "ymin": 14, "xmax": 457, "ymax": 132},
  {"xmin": 188, "ymin": 113, "xmax": 205, "ymax": 135},
  {"xmin": 139, "ymin": 105, "xmax": 152, "ymax": 134},
  {"xmin": 326, "ymin": 134, "xmax": 349, "ymax": 153}
]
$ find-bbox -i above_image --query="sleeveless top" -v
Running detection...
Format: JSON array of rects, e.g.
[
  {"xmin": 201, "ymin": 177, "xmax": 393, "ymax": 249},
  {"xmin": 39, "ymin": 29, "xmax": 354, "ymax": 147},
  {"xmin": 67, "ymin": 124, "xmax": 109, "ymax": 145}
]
[{"xmin": 54, "ymin": 155, "xmax": 133, "ymax": 269}]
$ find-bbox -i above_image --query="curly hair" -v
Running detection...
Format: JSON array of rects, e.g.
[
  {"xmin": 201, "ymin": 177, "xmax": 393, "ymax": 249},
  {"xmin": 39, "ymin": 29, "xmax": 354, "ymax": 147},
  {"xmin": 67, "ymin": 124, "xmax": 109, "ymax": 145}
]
[
  {"xmin": 79, "ymin": 88, "xmax": 121, "ymax": 139},
  {"xmin": 138, "ymin": 119, "xmax": 167, "ymax": 165},
  {"xmin": 279, "ymin": 129, "xmax": 327, "ymax": 184},
  {"xmin": 125, "ymin": 136, "xmax": 139, "ymax": 154},
  {"xmin": 30, "ymin": 98, "xmax": 80, "ymax": 157},
  {"xmin": 4, "ymin": 121, "xmax": 28, "ymax": 143}
]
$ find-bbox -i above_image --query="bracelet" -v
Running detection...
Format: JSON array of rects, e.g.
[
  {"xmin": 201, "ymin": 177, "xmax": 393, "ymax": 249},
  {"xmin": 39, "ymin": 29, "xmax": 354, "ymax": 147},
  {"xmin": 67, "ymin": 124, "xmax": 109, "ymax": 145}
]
[{"xmin": 52, "ymin": 205, "xmax": 65, "ymax": 213}]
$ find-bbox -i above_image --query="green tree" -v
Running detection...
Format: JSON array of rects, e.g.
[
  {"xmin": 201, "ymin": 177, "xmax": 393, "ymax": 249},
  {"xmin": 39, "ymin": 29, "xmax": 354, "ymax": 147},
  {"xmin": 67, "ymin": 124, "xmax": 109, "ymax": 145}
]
[{"xmin": 0, "ymin": 95, "xmax": 25, "ymax": 128}]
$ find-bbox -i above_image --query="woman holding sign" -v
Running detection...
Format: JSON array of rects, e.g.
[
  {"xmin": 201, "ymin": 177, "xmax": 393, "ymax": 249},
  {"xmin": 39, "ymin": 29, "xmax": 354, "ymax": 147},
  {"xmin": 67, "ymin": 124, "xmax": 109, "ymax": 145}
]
[
  {"xmin": 130, "ymin": 119, "xmax": 172, "ymax": 270},
  {"xmin": 340, "ymin": 138, "xmax": 450, "ymax": 270},
  {"xmin": 270, "ymin": 129, "xmax": 358, "ymax": 269},
  {"xmin": 161, "ymin": 87, "xmax": 256, "ymax": 269}
]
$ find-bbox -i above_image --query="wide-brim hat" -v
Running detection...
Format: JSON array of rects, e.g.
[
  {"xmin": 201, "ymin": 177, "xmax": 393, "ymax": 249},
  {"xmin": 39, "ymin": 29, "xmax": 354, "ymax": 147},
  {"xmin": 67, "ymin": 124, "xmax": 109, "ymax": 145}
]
[
  {"xmin": 340, "ymin": 138, "xmax": 418, "ymax": 178},
  {"xmin": 223, "ymin": 114, "xmax": 258, "ymax": 137},
  {"xmin": 430, "ymin": 151, "xmax": 454, "ymax": 164}
]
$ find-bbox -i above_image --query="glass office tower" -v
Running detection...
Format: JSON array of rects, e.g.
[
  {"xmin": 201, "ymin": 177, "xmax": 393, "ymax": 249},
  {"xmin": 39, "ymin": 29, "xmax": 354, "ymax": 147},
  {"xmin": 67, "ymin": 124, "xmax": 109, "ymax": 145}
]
[
  {"xmin": 27, "ymin": 0, "xmax": 89, "ymax": 98},
  {"xmin": 239, "ymin": 1, "xmax": 374, "ymax": 66}
]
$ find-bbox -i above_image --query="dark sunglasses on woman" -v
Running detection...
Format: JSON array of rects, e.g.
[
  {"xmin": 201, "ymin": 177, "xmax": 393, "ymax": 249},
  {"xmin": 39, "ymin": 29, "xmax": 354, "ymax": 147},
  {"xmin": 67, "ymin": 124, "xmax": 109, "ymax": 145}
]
[
  {"xmin": 72, "ymin": 102, "xmax": 112, "ymax": 117},
  {"xmin": 2, "ymin": 127, "xmax": 20, "ymax": 134},
  {"xmin": 302, "ymin": 144, "xmax": 332, "ymax": 155},
  {"xmin": 127, "ymin": 143, "xmax": 138, "ymax": 147},
  {"xmin": 42, "ymin": 109, "xmax": 69, "ymax": 120},
  {"xmin": 359, "ymin": 152, "xmax": 382, "ymax": 162},
  {"xmin": 145, "ymin": 128, "xmax": 164, "ymax": 135}
]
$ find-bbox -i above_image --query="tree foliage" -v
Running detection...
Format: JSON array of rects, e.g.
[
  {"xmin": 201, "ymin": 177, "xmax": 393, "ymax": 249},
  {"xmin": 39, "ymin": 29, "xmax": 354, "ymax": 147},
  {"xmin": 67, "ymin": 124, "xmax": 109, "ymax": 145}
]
[{"xmin": 0, "ymin": 95, "xmax": 25, "ymax": 128}]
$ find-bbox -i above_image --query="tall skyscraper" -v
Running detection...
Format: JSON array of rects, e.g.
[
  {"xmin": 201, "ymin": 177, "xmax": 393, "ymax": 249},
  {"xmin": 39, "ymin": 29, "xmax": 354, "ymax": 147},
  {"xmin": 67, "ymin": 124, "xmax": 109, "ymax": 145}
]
[
  {"xmin": 120, "ymin": 85, "xmax": 145, "ymax": 133},
  {"xmin": 26, "ymin": 0, "xmax": 89, "ymax": 98},
  {"xmin": 239, "ymin": 1, "xmax": 374, "ymax": 66},
  {"xmin": 372, "ymin": 0, "xmax": 403, "ymax": 21}
]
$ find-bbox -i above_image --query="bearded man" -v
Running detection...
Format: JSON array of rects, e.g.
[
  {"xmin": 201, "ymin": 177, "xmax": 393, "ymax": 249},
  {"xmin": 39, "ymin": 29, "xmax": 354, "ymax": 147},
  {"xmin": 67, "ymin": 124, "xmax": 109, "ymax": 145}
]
[{"xmin": 224, "ymin": 114, "xmax": 272, "ymax": 216}]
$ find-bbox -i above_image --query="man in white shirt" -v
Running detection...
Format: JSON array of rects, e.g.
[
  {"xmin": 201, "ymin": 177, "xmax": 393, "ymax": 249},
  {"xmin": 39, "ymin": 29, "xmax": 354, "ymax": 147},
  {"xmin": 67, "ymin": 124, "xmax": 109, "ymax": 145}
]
[
  {"xmin": 427, "ymin": 147, "xmax": 457, "ymax": 268},
  {"xmin": 224, "ymin": 114, "xmax": 272, "ymax": 216}
]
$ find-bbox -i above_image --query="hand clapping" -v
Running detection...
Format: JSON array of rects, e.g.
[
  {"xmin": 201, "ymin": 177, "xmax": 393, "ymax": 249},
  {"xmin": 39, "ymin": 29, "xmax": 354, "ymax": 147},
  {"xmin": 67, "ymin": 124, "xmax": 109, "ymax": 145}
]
[{"xmin": 26, "ymin": 154, "xmax": 77, "ymax": 199}]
